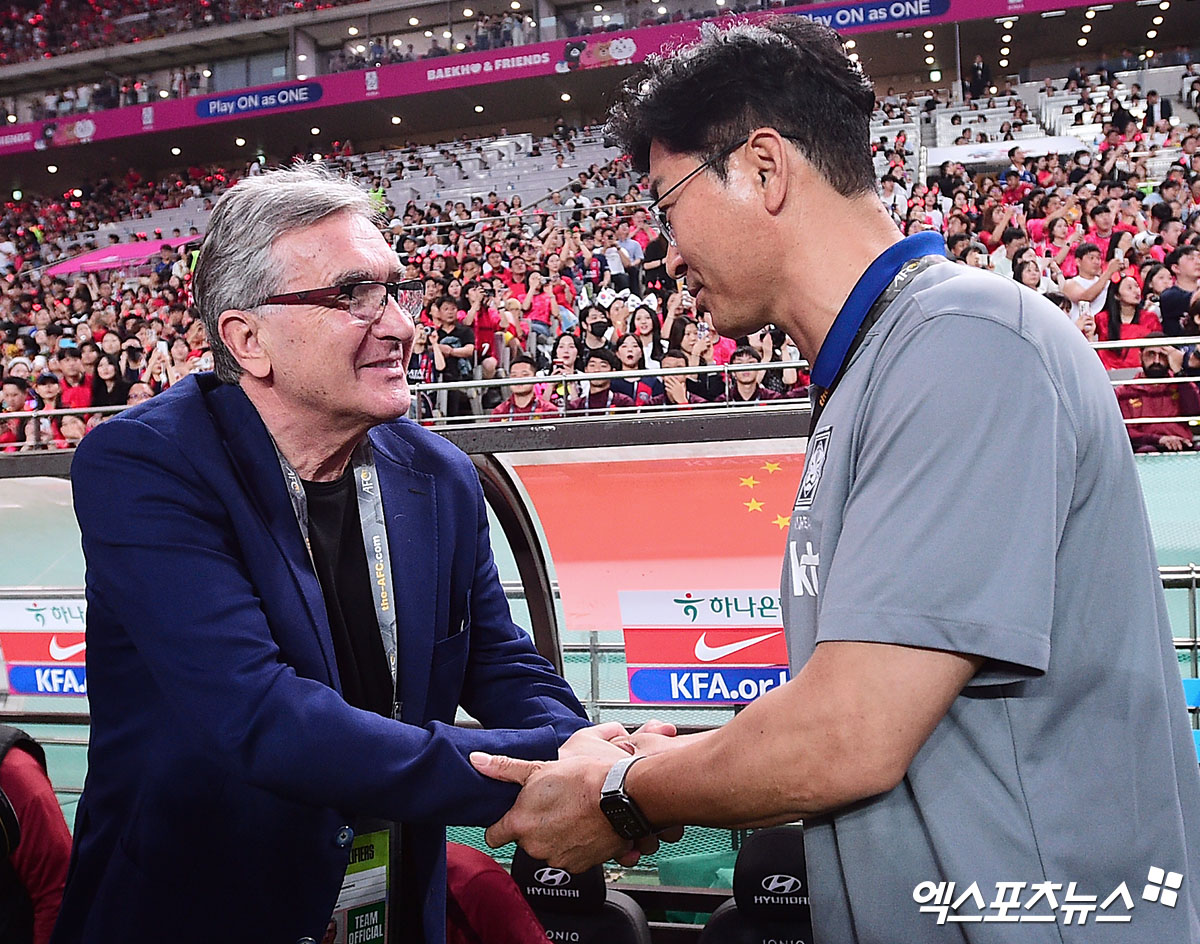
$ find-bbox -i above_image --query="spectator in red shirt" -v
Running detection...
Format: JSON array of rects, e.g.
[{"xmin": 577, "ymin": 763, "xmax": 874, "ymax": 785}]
[
  {"xmin": 1097, "ymin": 275, "xmax": 1164, "ymax": 370},
  {"xmin": 1000, "ymin": 171, "xmax": 1032, "ymax": 206},
  {"xmin": 650, "ymin": 348, "xmax": 708, "ymax": 409},
  {"xmin": 566, "ymin": 349, "xmax": 635, "ymax": 414},
  {"xmin": 0, "ymin": 376, "xmax": 31, "ymax": 452},
  {"xmin": 716, "ymin": 345, "xmax": 784, "ymax": 403},
  {"xmin": 1117, "ymin": 336, "xmax": 1200, "ymax": 452},
  {"xmin": 55, "ymin": 347, "xmax": 91, "ymax": 410},
  {"xmin": 1086, "ymin": 203, "xmax": 1118, "ymax": 259},
  {"xmin": 490, "ymin": 355, "xmax": 556, "ymax": 421},
  {"xmin": 461, "ymin": 282, "xmax": 503, "ymax": 385}
]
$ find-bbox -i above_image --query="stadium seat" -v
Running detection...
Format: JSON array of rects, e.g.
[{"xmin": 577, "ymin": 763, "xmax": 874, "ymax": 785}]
[
  {"xmin": 509, "ymin": 848, "xmax": 651, "ymax": 944},
  {"xmin": 698, "ymin": 825, "xmax": 813, "ymax": 944}
]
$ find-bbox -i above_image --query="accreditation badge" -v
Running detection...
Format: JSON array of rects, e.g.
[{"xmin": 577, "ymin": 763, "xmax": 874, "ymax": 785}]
[{"xmin": 327, "ymin": 823, "xmax": 394, "ymax": 943}]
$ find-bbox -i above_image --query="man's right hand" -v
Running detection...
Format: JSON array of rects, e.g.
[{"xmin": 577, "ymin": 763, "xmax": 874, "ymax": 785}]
[
  {"xmin": 1159, "ymin": 434, "xmax": 1191, "ymax": 451},
  {"xmin": 664, "ymin": 375, "xmax": 688, "ymax": 404},
  {"xmin": 559, "ymin": 721, "xmax": 678, "ymax": 761}
]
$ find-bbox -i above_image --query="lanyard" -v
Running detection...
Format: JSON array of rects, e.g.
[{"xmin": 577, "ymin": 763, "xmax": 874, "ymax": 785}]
[
  {"xmin": 807, "ymin": 233, "xmax": 946, "ymax": 436},
  {"xmin": 275, "ymin": 438, "xmax": 401, "ymax": 721},
  {"xmin": 585, "ymin": 390, "xmax": 614, "ymax": 415}
]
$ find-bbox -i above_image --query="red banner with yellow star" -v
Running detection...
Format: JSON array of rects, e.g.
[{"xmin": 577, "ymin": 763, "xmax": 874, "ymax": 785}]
[{"xmin": 509, "ymin": 449, "xmax": 803, "ymax": 636}]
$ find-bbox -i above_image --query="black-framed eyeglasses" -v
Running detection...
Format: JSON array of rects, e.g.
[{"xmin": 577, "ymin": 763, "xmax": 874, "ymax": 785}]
[
  {"xmin": 649, "ymin": 137, "xmax": 749, "ymax": 246},
  {"xmin": 260, "ymin": 279, "xmax": 424, "ymax": 324}
]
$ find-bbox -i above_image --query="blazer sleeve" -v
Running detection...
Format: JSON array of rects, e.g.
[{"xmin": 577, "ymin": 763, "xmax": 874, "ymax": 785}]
[{"xmin": 72, "ymin": 417, "xmax": 573, "ymax": 828}]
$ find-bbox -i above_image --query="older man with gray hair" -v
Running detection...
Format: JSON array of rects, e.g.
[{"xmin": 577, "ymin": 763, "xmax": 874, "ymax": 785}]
[{"xmin": 51, "ymin": 164, "xmax": 621, "ymax": 944}]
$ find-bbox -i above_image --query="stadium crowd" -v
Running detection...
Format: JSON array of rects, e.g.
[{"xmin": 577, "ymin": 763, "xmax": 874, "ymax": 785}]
[
  {"xmin": 0, "ymin": 0, "xmax": 783, "ymax": 73},
  {"xmin": 3, "ymin": 70, "xmax": 1200, "ymax": 452},
  {"xmin": 0, "ymin": 0, "xmax": 366, "ymax": 67}
]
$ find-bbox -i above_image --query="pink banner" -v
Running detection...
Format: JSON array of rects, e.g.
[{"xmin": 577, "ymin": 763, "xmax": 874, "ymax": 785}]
[
  {"xmin": 43, "ymin": 235, "xmax": 198, "ymax": 277},
  {"xmin": 0, "ymin": 0, "xmax": 1134, "ymax": 159}
]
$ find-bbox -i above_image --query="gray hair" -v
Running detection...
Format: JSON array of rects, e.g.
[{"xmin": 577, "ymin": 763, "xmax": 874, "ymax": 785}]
[{"xmin": 192, "ymin": 162, "xmax": 379, "ymax": 384}]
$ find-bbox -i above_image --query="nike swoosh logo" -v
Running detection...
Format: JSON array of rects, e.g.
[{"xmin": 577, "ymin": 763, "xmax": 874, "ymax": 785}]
[
  {"xmin": 48, "ymin": 637, "xmax": 86, "ymax": 661},
  {"xmin": 694, "ymin": 631, "xmax": 781, "ymax": 663}
]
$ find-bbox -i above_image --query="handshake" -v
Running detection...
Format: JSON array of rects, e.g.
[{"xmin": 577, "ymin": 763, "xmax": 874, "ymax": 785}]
[{"xmin": 470, "ymin": 720, "xmax": 698, "ymax": 874}]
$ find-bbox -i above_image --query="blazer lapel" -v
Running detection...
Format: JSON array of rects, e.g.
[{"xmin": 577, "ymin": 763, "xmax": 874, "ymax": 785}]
[
  {"xmin": 370, "ymin": 428, "xmax": 439, "ymax": 725},
  {"xmin": 202, "ymin": 381, "xmax": 340, "ymax": 686}
]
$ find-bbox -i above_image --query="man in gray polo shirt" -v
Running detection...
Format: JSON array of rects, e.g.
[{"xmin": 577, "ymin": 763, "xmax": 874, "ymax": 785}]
[{"xmin": 472, "ymin": 20, "xmax": 1200, "ymax": 941}]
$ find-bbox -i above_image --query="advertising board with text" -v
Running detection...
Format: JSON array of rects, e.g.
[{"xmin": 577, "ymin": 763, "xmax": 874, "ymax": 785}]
[
  {"xmin": 509, "ymin": 444, "xmax": 806, "ymax": 705},
  {"xmin": 0, "ymin": 598, "xmax": 88, "ymax": 697},
  {"xmin": 620, "ymin": 589, "xmax": 789, "ymax": 704}
]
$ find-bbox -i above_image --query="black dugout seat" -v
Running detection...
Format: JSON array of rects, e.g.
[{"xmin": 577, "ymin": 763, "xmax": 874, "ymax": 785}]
[
  {"xmin": 698, "ymin": 825, "xmax": 814, "ymax": 944},
  {"xmin": 509, "ymin": 848, "xmax": 651, "ymax": 944}
]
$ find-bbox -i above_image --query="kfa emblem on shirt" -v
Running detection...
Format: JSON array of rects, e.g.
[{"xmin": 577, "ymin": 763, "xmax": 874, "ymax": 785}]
[
  {"xmin": 788, "ymin": 540, "xmax": 820, "ymax": 598},
  {"xmin": 795, "ymin": 426, "xmax": 832, "ymax": 510}
]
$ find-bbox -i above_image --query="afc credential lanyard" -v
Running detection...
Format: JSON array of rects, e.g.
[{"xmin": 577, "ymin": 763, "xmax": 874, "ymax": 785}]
[
  {"xmin": 807, "ymin": 231, "xmax": 947, "ymax": 436},
  {"xmin": 275, "ymin": 438, "xmax": 401, "ymax": 722}
]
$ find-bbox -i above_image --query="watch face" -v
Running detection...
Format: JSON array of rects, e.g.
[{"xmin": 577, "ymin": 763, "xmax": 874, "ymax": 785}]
[{"xmin": 600, "ymin": 794, "xmax": 651, "ymax": 840}]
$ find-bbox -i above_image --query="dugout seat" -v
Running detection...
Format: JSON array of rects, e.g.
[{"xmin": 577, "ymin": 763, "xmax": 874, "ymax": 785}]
[
  {"xmin": 509, "ymin": 848, "xmax": 651, "ymax": 944},
  {"xmin": 698, "ymin": 825, "xmax": 813, "ymax": 944}
]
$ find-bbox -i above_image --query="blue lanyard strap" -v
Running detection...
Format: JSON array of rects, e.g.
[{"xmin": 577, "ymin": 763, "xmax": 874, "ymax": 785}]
[
  {"xmin": 807, "ymin": 233, "xmax": 947, "ymax": 436},
  {"xmin": 810, "ymin": 231, "xmax": 946, "ymax": 390}
]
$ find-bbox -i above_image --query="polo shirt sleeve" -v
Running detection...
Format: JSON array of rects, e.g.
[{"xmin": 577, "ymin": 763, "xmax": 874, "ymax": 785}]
[{"xmin": 816, "ymin": 311, "xmax": 1075, "ymax": 686}]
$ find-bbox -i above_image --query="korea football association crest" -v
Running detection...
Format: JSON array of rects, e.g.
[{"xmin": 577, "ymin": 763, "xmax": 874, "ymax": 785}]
[{"xmin": 794, "ymin": 427, "xmax": 831, "ymax": 510}]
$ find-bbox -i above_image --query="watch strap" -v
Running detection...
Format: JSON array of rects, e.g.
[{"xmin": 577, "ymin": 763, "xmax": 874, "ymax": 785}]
[{"xmin": 601, "ymin": 754, "xmax": 645, "ymax": 797}]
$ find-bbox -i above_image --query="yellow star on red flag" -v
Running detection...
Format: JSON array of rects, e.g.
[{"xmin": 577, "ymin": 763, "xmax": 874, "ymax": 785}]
[
  {"xmin": 739, "ymin": 476, "xmax": 760, "ymax": 488},
  {"xmin": 744, "ymin": 498, "xmax": 765, "ymax": 512},
  {"xmin": 773, "ymin": 514, "xmax": 791, "ymax": 530},
  {"xmin": 761, "ymin": 462, "xmax": 782, "ymax": 473}
]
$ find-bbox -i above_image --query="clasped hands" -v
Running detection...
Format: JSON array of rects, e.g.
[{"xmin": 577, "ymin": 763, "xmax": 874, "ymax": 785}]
[{"xmin": 470, "ymin": 721, "xmax": 685, "ymax": 873}]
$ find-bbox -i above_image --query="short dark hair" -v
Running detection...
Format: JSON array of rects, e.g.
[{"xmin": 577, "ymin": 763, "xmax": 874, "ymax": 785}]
[
  {"xmin": 434, "ymin": 295, "xmax": 458, "ymax": 310},
  {"xmin": 662, "ymin": 347, "xmax": 688, "ymax": 362},
  {"xmin": 1, "ymin": 376, "xmax": 28, "ymax": 391},
  {"xmin": 1089, "ymin": 203, "xmax": 1113, "ymax": 219},
  {"xmin": 1008, "ymin": 145, "xmax": 1022, "ymax": 160},
  {"xmin": 1001, "ymin": 226, "xmax": 1026, "ymax": 246},
  {"xmin": 509, "ymin": 354, "xmax": 538, "ymax": 371},
  {"xmin": 1043, "ymin": 291, "xmax": 1070, "ymax": 312},
  {"xmin": 605, "ymin": 19, "xmax": 877, "ymax": 197},
  {"xmin": 1166, "ymin": 245, "xmax": 1197, "ymax": 271},
  {"xmin": 730, "ymin": 344, "xmax": 760, "ymax": 362},
  {"xmin": 1075, "ymin": 242, "xmax": 1102, "ymax": 260},
  {"xmin": 586, "ymin": 348, "xmax": 620, "ymax": 370},
  {"xmin": 1151, "ymin": 202, "xmax": 1176, "ymax": 225}
]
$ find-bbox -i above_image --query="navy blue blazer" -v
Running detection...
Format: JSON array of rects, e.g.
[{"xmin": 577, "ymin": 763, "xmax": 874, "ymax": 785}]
[{"xmin": 52, "ymin": 375, "xmax": 588, "ymax": 944}]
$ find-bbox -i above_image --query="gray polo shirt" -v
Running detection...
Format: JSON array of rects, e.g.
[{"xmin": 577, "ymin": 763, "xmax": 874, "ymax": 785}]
[{"xmin": 783, "ymin": 262, "xmax": 1200, "ymax": 942}]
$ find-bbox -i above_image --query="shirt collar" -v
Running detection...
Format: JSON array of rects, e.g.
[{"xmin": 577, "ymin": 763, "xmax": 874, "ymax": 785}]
[{"xmin": 810, "ymin": 231, "xmax": 945, "ymax": 388}]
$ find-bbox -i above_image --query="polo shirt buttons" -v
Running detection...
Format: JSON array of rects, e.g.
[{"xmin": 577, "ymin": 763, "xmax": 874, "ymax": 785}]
[{"xmin": 335, "ymin": 825, "xmax": 355, "ymax": 849}]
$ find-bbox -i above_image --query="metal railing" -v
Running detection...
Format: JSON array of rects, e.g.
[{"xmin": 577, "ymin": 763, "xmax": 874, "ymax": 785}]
[
  {"xmin": 6, "ymin": 333, "xmax": 1200, "ymax": 443},
  {"xmin": 7, "ymin": 566, "xmax": 1200, "ymax": 744}
]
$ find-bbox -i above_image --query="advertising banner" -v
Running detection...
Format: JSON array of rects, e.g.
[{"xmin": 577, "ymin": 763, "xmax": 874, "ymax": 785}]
[
  {"xmin": 512, "ymin": 446, "xmax": 804, "ymax": 704},
  {"xmin": 620, "ymin": 588, "xmax": 789, "ymax": 705},
  {"xmin": 0, "ymin": 0, "xmax": 1138, "ymax": 158},
  {"xmin": 0, "ymin": 598, "xmax": 88, "ymax": 696}
]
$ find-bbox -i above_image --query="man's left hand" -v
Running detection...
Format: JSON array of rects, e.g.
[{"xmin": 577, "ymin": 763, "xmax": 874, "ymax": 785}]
[{"xmin": 471, "ymin": 752, "xmax": 633, "ymax": 872}]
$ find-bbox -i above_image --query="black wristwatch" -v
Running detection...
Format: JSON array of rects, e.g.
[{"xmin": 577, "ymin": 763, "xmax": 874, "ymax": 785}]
[{"xmin": 599, "ymin": 755, "xmax": 653, "ymax": 840}]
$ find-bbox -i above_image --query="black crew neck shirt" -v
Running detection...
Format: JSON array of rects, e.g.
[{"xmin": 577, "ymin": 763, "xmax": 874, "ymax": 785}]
[{"xmin": 301, "ymin": 467, "xmax": 393, "ymax": 718}]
